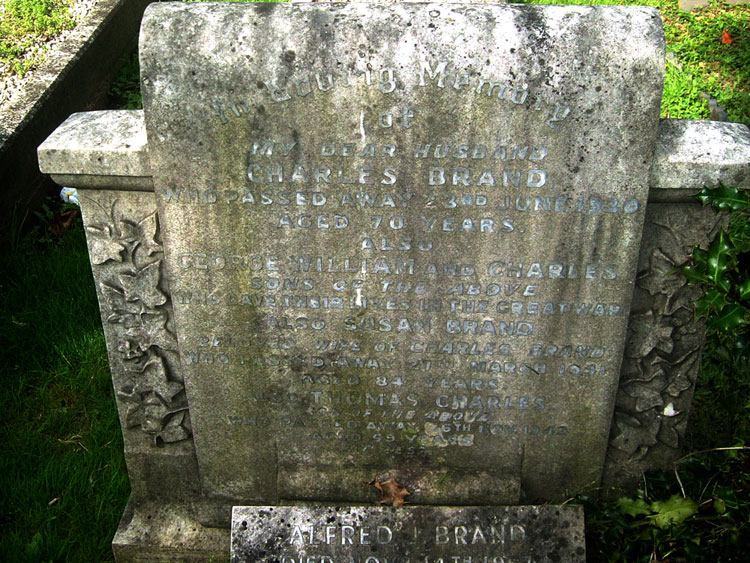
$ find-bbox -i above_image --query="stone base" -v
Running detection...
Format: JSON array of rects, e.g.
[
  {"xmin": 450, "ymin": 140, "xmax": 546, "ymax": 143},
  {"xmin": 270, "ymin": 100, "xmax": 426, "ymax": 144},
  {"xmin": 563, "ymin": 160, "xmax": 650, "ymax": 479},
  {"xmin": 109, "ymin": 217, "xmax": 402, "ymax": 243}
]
[
  {"xmin": 232, "ymin": 504, "xmax": 586, "ymax": 563},
  {"xmin": 112, "ymin": 498, "xmax": 229, "ymax": 563}
]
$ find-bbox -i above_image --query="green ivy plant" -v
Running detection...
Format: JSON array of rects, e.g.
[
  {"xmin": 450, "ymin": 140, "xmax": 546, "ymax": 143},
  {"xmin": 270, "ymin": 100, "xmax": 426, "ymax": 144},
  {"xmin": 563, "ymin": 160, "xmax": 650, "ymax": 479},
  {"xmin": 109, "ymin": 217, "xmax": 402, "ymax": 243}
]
[{"xmin": 681, "ymin": 184, "xmax": 750, "ymax": 355}]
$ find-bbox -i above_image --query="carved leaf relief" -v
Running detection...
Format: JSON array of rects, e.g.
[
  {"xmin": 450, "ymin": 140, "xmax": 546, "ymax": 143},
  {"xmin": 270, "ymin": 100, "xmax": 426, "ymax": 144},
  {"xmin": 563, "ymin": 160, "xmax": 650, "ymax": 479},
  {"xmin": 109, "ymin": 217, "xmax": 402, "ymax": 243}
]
[
  {"xmin": 87, "ymin": 225, "xmax": 126, "ymax": 265},
  {"xmin": 610, "ymin": 208, "xmax": 723, "ymax": 461},
  {"xmin": 87, "ymin": 201, "xmax": 190, "ymax": 446}
]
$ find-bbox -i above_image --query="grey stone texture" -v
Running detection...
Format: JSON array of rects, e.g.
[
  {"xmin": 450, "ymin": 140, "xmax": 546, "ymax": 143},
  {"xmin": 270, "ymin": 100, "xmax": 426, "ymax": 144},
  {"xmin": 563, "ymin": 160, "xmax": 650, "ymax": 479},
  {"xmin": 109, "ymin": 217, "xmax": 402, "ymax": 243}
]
[
  {"xmin": 231, "ymin": 505, "xmax": 585, "ymax": 563},
  {"xmin": 35, "ymin": 2, "xmax": 750, "ymax": 561},
  {"xmin": 74, "ymin": 188, "xmax": 198, "ymax": 499},
  {"xmin": 649, "ymin": 119, "xmax": 750, "ymax": 198},
  {"xmin": 38, "ymin": 110, "xmax": 152, "ymax": 190},
  {"xmin": 602, "ymin": 202, "xmax": 725, "ymax": 493},
  {"xmin": 141, "ymin": 1, "xmax": 664, "ymax": 507}
]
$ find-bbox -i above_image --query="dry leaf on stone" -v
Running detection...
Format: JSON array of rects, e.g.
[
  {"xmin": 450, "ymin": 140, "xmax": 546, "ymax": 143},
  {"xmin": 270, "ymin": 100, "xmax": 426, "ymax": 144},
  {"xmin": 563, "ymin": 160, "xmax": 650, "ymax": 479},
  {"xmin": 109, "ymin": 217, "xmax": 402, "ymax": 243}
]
[{"xmin": 370, "ymin": 477, "xmax": 410, "ymax": 507}]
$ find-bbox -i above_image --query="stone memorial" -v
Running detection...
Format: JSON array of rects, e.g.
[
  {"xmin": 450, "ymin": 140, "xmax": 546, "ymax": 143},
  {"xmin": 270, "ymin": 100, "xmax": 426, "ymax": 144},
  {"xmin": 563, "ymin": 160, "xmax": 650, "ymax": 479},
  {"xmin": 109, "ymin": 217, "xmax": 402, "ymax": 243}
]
[
  {"xmin": 37, "ymin": 2, "xmax": 750, "ymax": 561},
  {"xmin": 230, "ymin": 505, "xmax": 586, "ymax": 563}
]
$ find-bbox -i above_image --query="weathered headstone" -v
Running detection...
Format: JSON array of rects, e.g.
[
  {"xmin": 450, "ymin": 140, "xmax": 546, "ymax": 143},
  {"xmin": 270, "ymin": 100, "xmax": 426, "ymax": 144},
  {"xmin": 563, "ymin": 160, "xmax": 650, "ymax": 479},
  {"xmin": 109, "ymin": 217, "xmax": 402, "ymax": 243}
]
[
  {"xmin": 36, "ymin": 1, "xmax": 750, "ymax": 562},
  {"xmin": 140, "ymin": 1, "xmax": 663, "ymax": 508},
  {"xmin": 231, "ymin": 505, "xmax": 586, "ymax": 563}
]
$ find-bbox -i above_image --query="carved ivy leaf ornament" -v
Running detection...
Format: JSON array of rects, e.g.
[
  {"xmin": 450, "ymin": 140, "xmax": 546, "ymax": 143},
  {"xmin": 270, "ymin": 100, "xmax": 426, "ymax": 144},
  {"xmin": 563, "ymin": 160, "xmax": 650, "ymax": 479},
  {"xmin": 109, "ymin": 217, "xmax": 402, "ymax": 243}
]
[
  {"xmin": 101, "ymin": 283, "xmax": 142, "ymax": 325},
  {"xmin": 117, "ymin": 339, "xmax": 147, "ymax": 361},
  {"xmin": 137, "ymin": 211, "xmax": 161, "ymax": 257},
  {"xmin": 119, "ymin": 261, "xmax": 168, "ymax": 308},
  {"xmin": 87, "ymin": 225, "xmax": 125, "ymax": 264},
  {"xmin": 126, "ymin": 309, "xmax": 177, "ymax": 352},
  {"xmin": 638, "ymin": 248, "xmax": 684, "ymax": 297},
  {"xmin": 610, "ymin": 412, "xmax": 658, "ymax": 457},
  {"xmin": 137, "ymin": 356, "xmax": 184, "ymax": 404},
  {"xmin": 158, "ymin": 411, "xmax": 191, "ymax": 444},
  {"xmin": 625, "ymin": 311, "xmax": 674, "ymax": 358},
  {"xmin": 90, "ymin": 200, "xmax": 191, "ymax": 445},
  {"xmin": 119, "ymin": 211, "xmax": 162, "ymax": 264}
]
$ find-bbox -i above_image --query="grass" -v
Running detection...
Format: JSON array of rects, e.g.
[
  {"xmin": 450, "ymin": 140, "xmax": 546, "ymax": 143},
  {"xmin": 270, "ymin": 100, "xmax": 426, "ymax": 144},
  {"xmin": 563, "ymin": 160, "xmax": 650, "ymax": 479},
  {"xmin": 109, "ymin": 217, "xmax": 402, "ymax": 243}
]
[
  {"xmin": 662, "ymin": 1, "xmax": 750, "ymax": 124},
  {"xmin": 0, "ymin": 0, "xmax": 75, "ymax": 77},
  {"xmin": 0, "ymin": 209, "xmax": 129, "ymax": 562}
]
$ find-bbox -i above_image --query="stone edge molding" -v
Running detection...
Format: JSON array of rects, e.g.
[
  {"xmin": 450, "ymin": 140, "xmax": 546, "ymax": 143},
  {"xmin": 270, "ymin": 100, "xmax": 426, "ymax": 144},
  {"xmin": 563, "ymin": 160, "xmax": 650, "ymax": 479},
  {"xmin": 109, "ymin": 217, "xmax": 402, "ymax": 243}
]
[
  {"xmin": 41, "ymin": 112, "xmax": 750, "ymax": 198},
  {"xmin": 0, "ymin": 0, "xmax": 152, "ymax": 243}
]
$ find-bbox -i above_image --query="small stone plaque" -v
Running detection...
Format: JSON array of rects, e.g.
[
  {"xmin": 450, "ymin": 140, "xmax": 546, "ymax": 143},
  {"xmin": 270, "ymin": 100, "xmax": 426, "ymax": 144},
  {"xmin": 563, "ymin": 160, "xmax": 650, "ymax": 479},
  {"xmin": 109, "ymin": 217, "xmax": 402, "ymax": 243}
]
[{"xmin": 231, "ymin": 505, "xmax": 585, "ymax": 563}]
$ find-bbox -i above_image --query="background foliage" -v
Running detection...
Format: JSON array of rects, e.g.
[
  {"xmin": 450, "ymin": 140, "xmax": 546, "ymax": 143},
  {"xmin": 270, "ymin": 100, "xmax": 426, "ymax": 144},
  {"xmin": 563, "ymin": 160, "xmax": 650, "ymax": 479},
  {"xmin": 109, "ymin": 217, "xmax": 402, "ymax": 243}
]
[{"xmin": 0, "ymin": 0, "xmax": 74, "ymax": 76}]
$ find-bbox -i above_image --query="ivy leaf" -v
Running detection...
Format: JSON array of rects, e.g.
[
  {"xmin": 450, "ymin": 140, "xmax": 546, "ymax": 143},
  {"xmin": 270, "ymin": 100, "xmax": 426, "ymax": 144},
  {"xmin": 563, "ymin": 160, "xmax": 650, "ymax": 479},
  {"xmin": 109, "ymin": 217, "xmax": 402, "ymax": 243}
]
[
  {"xmin": 709, "ymin": 303, "xmax": 749, "ymax": 332},
  {"xmin": 650, "ymin": 495, "xmax": 698, "ymax": 529},
  {"xmin": 136, "ymin": 356, "xmax": 184, "ymax": 405},
  {"xmin": 617, "ymin": 497, "xmax": 651, "ymax": 517},
  {"xmin": 697, "ymin": 185, "xmax": 750, "ymax": 212},
  {"xmin": 706, "ymin": 230, "xmax": 733, "ymax": 292},
  {"xmin": 138, "ymin": 211, "xmax": 161, "ymax": 256},
  {"xmin": 86, "ymin": 225, "xmax": 125, "ymax": 265},
  {"xmin": 101, "ymin": 283, "xmax": 142, "ymax": 325},
  {"xmin": 158, "ymin": 411, "xmax": 191, "ymax": 444},
  {"xmin": 694, "ymin": 288, "xmax": 728, "ymax": 318},
  {"xmin": 127, "ymin": 310, "xmax": 177, "ymax": 352},
  {"xmin": 738, "ymin": 278, "xmax": 750, "ymax": 301},
  {"xmin": 119, "ymin": 261, "xmax": 167, "ymax": 308}
]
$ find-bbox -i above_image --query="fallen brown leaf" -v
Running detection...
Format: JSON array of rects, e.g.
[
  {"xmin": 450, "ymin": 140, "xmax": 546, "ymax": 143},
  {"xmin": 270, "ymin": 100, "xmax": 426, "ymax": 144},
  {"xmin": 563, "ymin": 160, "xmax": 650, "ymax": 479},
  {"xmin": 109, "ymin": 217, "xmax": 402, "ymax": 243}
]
[
  {"xmin": 369, "ymin": 477, "xmax": 410, "ymax": 507},
  {"xmin": 50, "ymin": 210, "xmax": 79, "ymax": 236}
]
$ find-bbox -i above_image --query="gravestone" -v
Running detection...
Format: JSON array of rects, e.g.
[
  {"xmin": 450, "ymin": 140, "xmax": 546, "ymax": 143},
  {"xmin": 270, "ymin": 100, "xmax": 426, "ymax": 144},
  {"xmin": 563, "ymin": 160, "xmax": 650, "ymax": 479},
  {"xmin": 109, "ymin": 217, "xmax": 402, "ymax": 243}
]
[
  {"xmin": 141, "ymin": 1, "xmax": 662, "ymax": 507},
  {"xmin": 35, "ymin": 1, "xmax": 750, "ymax": 562}
]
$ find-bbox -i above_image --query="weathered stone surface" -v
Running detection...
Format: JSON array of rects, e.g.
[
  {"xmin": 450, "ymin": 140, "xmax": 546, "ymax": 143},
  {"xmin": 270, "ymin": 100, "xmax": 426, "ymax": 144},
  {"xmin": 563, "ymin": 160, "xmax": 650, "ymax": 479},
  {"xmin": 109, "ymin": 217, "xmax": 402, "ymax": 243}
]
[
  {"xmin": 139, "ymin": 2, "xmax": 664, "ymax": 504},
  {"xmin": 602, "ymin": 201, "xmax": 725, "ymax": 493},
  {"xmin": 113, "ymin": 500, "xmax": 228, "ymax": 563},
  {"xmin": 649, "ymin": 119, "xmax": 750, "ymax": 200},
  {"xmin": 38, "ymin": 110, "xmax": 152, "ymax": 183},
  {"xmin": 76, "ymin": 188, "xmax": 199, "ymax": 504},
  {"xmin": 231, "ymin": 505, "xmax": 585, "ymax": 563}
]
